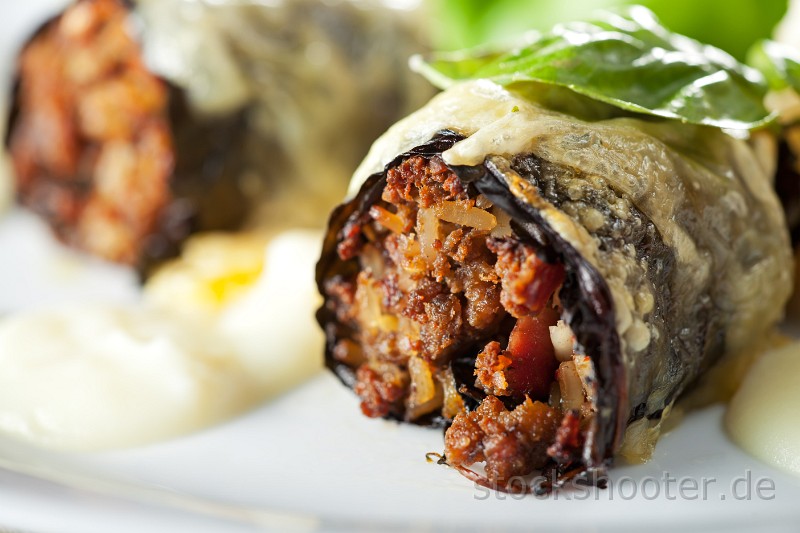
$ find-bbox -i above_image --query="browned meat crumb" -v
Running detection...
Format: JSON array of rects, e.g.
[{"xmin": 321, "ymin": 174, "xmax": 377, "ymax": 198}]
[
  {"xmin": 547, "ymin": 409, "xmax": 584, "ymax": 464},
  {"xmin": 489, "ymin": 238, "xmax": 565, "ymax": 318},
  {"xmin": 419, "ymin": 293, "xmax": 464, "ymax": 362},
  {"xmin": 474, "ymin": 341, "xmax": 512, "ymax": 396},
  {"xmin": 458, "ymin": 264, "xmax": 502, "ymax": 329},
  {"xmin": 337, "ymin": 217, "xmax": 364, "ymax": 261},
  {"xmin": 9, "ymin": 0, "xmax": 173, "ymax": 263},
  {"xmin": 401, "ymin": 276, "xmax": 444, "ymax": 322},
  {"xmin": 354, "ymin": 363, "xmax": 409, "ymax": 418},
  {"xmin": 383, "ymin": 156, "xmax": 466, "ymax": 207},
  {"xmin": 445, "ymin": 396, "xmax": 560, "ymax": 484},
  {"xmin": 323, "ymin": 276, "xmax": 357, "ymax": 324}
]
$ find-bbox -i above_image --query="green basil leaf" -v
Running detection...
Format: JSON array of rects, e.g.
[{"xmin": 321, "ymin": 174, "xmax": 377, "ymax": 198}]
[
  {"xmin": 411, "ymin": 6, "xmax": 773, "ymax": 130},
  {"xmin": 748, "ymin": 40, "xmax": 800, "ymax": 93}
]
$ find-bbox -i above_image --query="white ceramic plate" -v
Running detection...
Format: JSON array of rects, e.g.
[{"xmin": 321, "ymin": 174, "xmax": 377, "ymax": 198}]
[{"xmin": 2, "ymin": 2, "xmax": 800, "ymax": 532}]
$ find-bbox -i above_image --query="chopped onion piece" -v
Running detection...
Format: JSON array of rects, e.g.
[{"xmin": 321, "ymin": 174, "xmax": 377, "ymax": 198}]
[
  {"xmin": 409, "ymin": 355, "xmax": 436, "ymax": 404},
  {"xmin": 399, "ymin": 237, "xmax": 426, "ymax": 275},
  {"xmin": 439, "ymin": 367, "xmax": 465, "ymax": 420},
  {"xmin": 573, "ymin": 354, "xmax": 597, "ymax": 404},
  {"xmin": 407, "ymin": 355, "xmax": 443, "ymax": 420},
  {"xmin": 490, "ymin": 207, "xmax": 512, "ymax": 237},
  {"xmin": 355, "ymin": 274, "xmax": 386, "ymax": 332},
  {"xmin": 395, "ymin": 268, "xmax": 415, "ymax": 292},
  {"xmin": 557, "ymin": 360, "xmax": 584, "ymax": 411},
  {"xmin": 475, "ymin": 194, "xmax": 493, "ymax": 209},
  {"xmin": 434, "ymin": 201, "xmax": 497, "ymax": 231},
  {"xmin": 359, "ymin": 244, "xmax": 385, "ymax": 277},
  {"xmin": 377, "ymin": 314, "xmax": 398, "ymax": 332},
  {"xmin": 549, "ymin": 320, "xmax": 575, "ymax": 362},
  {"xmin": 332, "ymin": 339, "xmax": 364, "ymax": 367},
  {"xmin": 370, "ymin": 205, "xmax": 406, "ymax": 234},
  {"xmin": 417, "ymin": 207, "xmax": 439, "ymax": 264},
  {"xmin": 548, "ymin": 381, "xmax": 561, "ymax": 408}
]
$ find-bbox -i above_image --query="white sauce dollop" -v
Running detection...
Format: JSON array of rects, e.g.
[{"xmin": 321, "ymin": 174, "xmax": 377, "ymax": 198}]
[
  {"xmin": 0, "ymin": 230, "xmax": 323, "ymax": 451},
  {"xmin": 726, "ymin": 342, "xmax": 800, "ymax": 476}
]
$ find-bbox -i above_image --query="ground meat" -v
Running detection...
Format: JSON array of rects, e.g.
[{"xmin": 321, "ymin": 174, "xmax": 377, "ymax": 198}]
[
  {"xmin": 474, "ymin": 341, "xmax": 512, "ymax": 397},
  {"xmin": 337, "ymin": 217, "xmax": 364, "ymax": 261},
  {"xmin": 441, "ymin": 227, "xmax": 490, "ymax": 264},
  {"xmin": 489, "ymin": 238, "xmax": 565, "ymax": 318},
  {"xmin": 324, "ymin": 276, "xmax": 357, "ymax": 324},
  {"xmin": 8, "ymin": 0, "xmax": 246, "ymax": 269},
  {"xmin": 354, "ymin": 363, "xmax": 409, "ymax": 418},
  {"xmin": 444, "ymin": 396, "xmax": 560, "ymax": 484},
  {"xmin": 383, "ymin": 156, "xmax": 467, "ymax": 207},
  {"xmin": 9, "ymin": 0, "xmax": 173, "ymax": 264},
  {"xmin": 442, "ymin": 407, "xmax": 485, "ymax": 466},
  {"xmin": 547, "ymin": 409, "xmax": 584, "ymax": 465},
  {"xmin": 333, "ymin": 155, "xmax": 565, "ymax": 418},
  {"xmin": 402, "ymin": 276, "xmax": 445, "ymax": 322},
  {"xmin": 419, "ymin": 293, "xmax": 463, "ymax": 362},
  {"xmin": 458, "ymin": 262, "xmax": 503, "ymax": 329},
  {"xmin": 335, "ymin": 157, "xmax": 512, "ymax": 418}
]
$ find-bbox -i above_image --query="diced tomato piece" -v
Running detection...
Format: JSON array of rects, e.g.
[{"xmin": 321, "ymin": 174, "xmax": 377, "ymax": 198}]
[
  {"xmin": 488, "ymin": 237, "xmax": 566, "ymax": 317},
  {"xmin": 523, "ymin": 261, "xmax": 565, "ymax": 315},
  {"xmin": 504, "ymin": 307, "xmax": 560, "ymax": 400}
]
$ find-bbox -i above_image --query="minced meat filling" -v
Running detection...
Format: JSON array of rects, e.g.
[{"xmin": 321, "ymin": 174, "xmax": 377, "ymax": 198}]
[
  {"xmin": 9, "ymin": 0, "xmax": 173, "ymax": 264},
  {"xmin": 327, "ymin": 154, "xmax": 596, "ymax": 485}
]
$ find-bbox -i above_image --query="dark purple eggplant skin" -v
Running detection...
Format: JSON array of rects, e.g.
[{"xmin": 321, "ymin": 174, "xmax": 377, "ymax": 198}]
[
  {"xmin": 137, "ymin": 87, "xmax": 248, "ymax": 275},
  {"xmin": 315, "ymin": 131, "xmax": 626, "ymax": 477}
]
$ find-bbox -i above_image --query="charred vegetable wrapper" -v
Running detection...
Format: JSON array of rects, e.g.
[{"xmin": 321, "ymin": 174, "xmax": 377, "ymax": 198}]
[
  {"xmin": 5, "ymin": 0, "xmax": 430, "ymax": 270},
  {"xmin": 316, "ymin": 8, "xmax": 793, "ymax": 492}
]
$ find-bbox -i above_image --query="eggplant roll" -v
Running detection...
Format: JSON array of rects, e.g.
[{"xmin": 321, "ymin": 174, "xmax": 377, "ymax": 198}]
[
  {"xmin": 316, "ymin": 81, "xmax": 793, "ymax": 490},
  {"xmin": 5, "ymin": 0, "xmax": 247, "ymax": 269},
  {"xmin": 4, "ymin": 0, "xmax": 430, "ymax": 269}
]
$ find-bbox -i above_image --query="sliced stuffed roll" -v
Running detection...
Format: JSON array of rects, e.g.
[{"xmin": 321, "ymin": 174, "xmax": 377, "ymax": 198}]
[
  {"xmin": 316, "ymin": 9, "xmax": 792, "ymax": 492},
  {"xmin": 4, "ymin": 0, "xmax": 430, "ymax": 270}
]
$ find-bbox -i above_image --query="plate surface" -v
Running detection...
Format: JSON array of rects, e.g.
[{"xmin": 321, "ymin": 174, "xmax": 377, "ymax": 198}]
[{"xmin": 1, "ymin": 2, "xmax": 800, "ymax": 532}]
